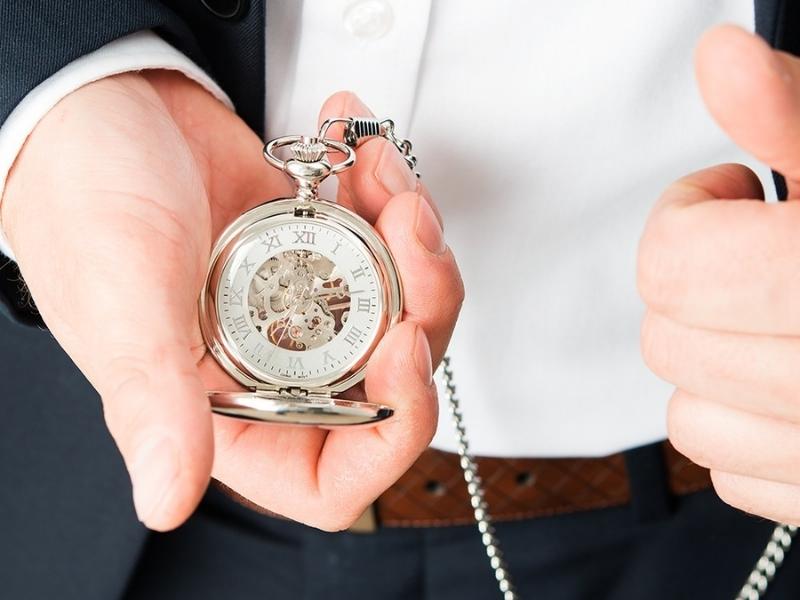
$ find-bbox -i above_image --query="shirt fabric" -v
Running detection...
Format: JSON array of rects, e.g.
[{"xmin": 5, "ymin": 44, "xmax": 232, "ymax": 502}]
[{"xmin": 0, "ymin": 0, "xmax": 772, "ymax": 457}]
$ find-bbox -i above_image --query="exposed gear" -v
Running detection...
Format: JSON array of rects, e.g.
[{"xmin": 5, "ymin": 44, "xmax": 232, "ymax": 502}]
[{"xmin": 248, "ymin": 249, "xmax": 350, "ymax": 350}]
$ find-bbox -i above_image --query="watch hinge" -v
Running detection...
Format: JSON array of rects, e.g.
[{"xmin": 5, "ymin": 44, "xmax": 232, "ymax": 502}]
[
  {"xmin": 277, "ymin": 386, "xmax": 332, "ymax": 399},
  {"xmin": 280, "ymin": 386, "xmax": 308, "ymax": 398}
]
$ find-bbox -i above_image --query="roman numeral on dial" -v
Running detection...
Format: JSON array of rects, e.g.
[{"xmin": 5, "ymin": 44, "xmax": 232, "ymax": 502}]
[
  {"xmin": 239, "ymin": 257, "xmax": 255, "ymax": 275},
  {"xmin": 356, "ymin": 297, "xmax": 372, "ymax": 313},
  {"xmin": 288, "ymin": 356, "xmax": 305, "ymax": 370},
  {"xmin": 343, "ymin": 326, "xmax": 363, "ymax": 346},
  {"xmin": 262, "ymin": 234, "xmax": 281, "ymax": 252},
  {"xmin": 351, "ymin": 267, "xmax": 366, "ymax": 280},
  {"xmin": 293, "ymin": 230, "xmax": 316, "ymax": 245},
  {"xmin": 232, "ymin": 315, "xmax": 250, "ymax": 339}
]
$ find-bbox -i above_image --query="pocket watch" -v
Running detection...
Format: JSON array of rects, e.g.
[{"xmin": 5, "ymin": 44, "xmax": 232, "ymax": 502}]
[{"xmin": 199, "ymin": 118, "xmax": 403, "ymax": 427}]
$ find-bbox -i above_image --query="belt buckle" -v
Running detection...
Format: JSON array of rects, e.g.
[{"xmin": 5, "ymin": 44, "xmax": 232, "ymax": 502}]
[{"xmin": 346, "ymin": 503, "xmax": 378, "ymax": 533}]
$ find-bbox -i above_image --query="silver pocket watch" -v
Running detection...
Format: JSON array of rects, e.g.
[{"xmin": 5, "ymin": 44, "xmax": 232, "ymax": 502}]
[{"xmin": 199, "ymin": 119, "xmax": 405, "ymax": 427}]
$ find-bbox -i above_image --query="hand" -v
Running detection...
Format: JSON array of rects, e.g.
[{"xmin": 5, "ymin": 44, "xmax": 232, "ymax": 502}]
[
  {"xmin": 638, "ymin": 25, "xmax": 800, "ymax": 524},
  {"xmin": 2, "ymin": 72, "xmax": 463, "ymax": 531}
]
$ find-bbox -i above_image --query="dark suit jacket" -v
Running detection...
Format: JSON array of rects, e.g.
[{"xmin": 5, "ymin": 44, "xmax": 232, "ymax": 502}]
[{"xmin": 0, "ymin": 2, "xmax": 797, "ymax": 598}]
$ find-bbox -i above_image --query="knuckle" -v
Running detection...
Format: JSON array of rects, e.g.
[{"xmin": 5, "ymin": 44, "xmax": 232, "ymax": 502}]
[
  {"xmin": 404, "ymin": 269, "xmax": 463, "ymax": 323},
  {"xmin": 100, "ymin": 353, "xmax": 152, "ymax": 447},
  {"xmin": 99, "ymin": 341, "xmax": 189, "ymax": 449},
  {"xmin": 637, "ymin": 218, "xmax": 682, "ymax": 314},
  {"xmin": 711, "ymin": 472, "xmax": 755, "ymax": 515},
  {"xmin": 437, "ymin": 267, "xmax": 466, "ymax": 324},
  {"xmin": 451, "ymin": 268, "xmax": 466, "ymax": 312},
  {"xmin": 666, "ymin": 393, "xmax": 711, "ymax": 468},
  {"xmin": 640, "ymin": 311, "xmax": 673, "ymax": 380}
]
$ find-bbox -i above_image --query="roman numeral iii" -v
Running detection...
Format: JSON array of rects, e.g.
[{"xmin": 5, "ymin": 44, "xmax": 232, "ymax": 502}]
[
  {"xmin": 343, "ymin": 326, "xmax": 363, "ymax": 346},
  {"xmin": 232, "ymin": 315, "xmax": 250, "ymax": 339},
  {"xmin": 357, "ymin": 297, "xmax": 371, "ymax": 312}
]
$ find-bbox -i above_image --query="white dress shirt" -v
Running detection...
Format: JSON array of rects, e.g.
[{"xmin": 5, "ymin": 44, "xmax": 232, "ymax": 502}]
[{"xmin": 0, "ymin": 0, "xmax": 772, "ymax": 457}]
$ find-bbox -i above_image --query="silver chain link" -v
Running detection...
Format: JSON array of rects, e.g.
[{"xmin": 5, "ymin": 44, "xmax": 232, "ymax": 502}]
[
  {"xmin": 737, "ymin": 524, "xmax": 797, "ymax": 599},
  {"xmin": 442, "ymin": 356, "xmax": 518, "ymax": 599},
  {"xmin": 324, "ymin": 115, "xmax": 796, "ymax": 600}
]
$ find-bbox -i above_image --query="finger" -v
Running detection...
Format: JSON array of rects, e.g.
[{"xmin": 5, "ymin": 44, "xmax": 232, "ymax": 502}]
[
  {"xmin": 376, "ymin": 191, "xmax": 463, "ymax": 363},
  {"xmin": 696, "ymin": 25, "xmax": 800, "ymax": 197},
  {"xmin": 711, "ymin": 470, "xmax": 800, "ymax": 526},
  {"xmin": 317, "ymin": 91, "xmax": 441, "ymax": 225},
  {"xmin": 210, "ymin": 321, "xmax": 437, "ymax": 531},
  {"xmin": 668, "ymin": 390, "xmax": 800, "ymax": 487},
  {"xmin": 642, "ymin": 311, "xmax": 800, "ymax": 423},
  {"xmin": 636, "ymin": 163, "xmax": 800, "ymax": 335}
]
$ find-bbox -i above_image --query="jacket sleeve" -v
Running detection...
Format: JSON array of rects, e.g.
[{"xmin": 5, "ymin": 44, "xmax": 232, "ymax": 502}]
[{"xmin": 0, "ymin": 3, "xmax": 214, "ymax": 129}]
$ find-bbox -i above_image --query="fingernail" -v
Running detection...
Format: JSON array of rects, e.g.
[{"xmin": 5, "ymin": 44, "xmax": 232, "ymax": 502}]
[
  {"xmin": 376, "ymin": 142, "xmax": 418, "ymax": 196},
  {"xmin": 131, "ymin": 436, "xmax": 180, "ymax": 526},
  {"xmin": 415, "ymin": 196, "xmax": 446, "ymax": 255},
  {"xmin": 414, "ymin": 326, "xmax": 433, "ymax": 386}
]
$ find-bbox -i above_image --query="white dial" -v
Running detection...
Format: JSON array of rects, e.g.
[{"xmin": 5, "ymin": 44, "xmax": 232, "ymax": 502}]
[{"xmin": 216, "ymin": 215, "xmax": 384, "ymax": 387}]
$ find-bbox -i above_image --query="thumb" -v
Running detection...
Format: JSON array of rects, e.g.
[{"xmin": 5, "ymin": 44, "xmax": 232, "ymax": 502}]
[
  {"xmin": 17, "ymin": 218, "xmax": 215, "ymax": 531},
  {"xmin": 11, "ymin": 190, "xmax": 215, "ymax": 533},
  {"xmin": 100, "ymin": 337, "xmax": 213, "ymax": 531},
  {"xmin": 72, "ymin": 234, "xmax": 216, "ymax": 530},
  {"xmin": 695, "ymin": 24, "xmax": 800, "ymax": 197},
  {"xmin": 77, "ymin": 222, "xmax": 215, "ymax": 530}
]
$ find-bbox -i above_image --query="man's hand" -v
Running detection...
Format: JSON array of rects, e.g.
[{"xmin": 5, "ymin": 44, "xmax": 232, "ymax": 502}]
[
  {"xmin": 638, "ymin": 25, "xmax": 800, "ymax": 524},
  {"xmin": 1, "ymin": 71, "xmax": 463, "ymax": 531}
]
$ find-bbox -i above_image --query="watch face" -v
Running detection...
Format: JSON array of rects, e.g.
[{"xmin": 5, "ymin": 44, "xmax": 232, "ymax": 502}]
[{"xmin": 214, "ymin": 213, "xmax": 386, "ymax": 388}]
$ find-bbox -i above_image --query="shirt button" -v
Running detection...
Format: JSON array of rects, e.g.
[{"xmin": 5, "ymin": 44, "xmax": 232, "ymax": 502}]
[{"xmin": 343, "ymin": 0, "xmax": 394, "ymax": 40}]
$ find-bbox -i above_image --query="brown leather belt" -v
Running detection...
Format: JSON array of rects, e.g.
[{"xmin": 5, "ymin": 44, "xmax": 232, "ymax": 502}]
[{"xmin": 348, "ymin": 440, "xmax": 711, "ymax": 532}]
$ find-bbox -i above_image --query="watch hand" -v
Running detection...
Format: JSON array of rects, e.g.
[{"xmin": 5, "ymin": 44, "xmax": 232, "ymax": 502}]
[{"xmin": 311, "ymin": 289, "xmax": 348, "ymax": 300}]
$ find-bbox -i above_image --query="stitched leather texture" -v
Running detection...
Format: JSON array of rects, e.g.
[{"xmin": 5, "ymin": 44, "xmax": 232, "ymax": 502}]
[{"xmin": 376, "ymin": 441, "xmax": 710, "ymax": 527}]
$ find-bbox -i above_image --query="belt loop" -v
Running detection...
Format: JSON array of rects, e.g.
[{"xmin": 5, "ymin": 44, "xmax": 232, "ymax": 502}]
[{"xmin": 623, "ymin": 441, "xmax": 673, "ymax": 524}]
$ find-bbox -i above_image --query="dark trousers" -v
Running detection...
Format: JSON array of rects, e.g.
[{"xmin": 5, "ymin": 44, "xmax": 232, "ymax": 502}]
[
  {"xmin": 2, "ymin": 323, "xmax": 797, "ymax": 600},
  {"xmin": 124, "ymin": 446, "xmax": 800, "ymax": 600}
]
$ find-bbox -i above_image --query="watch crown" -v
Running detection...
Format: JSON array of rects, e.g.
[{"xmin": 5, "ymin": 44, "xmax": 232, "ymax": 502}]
[{"xmin": 290, "ymin": 138, "xmax": 327, "ymax": 163}]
